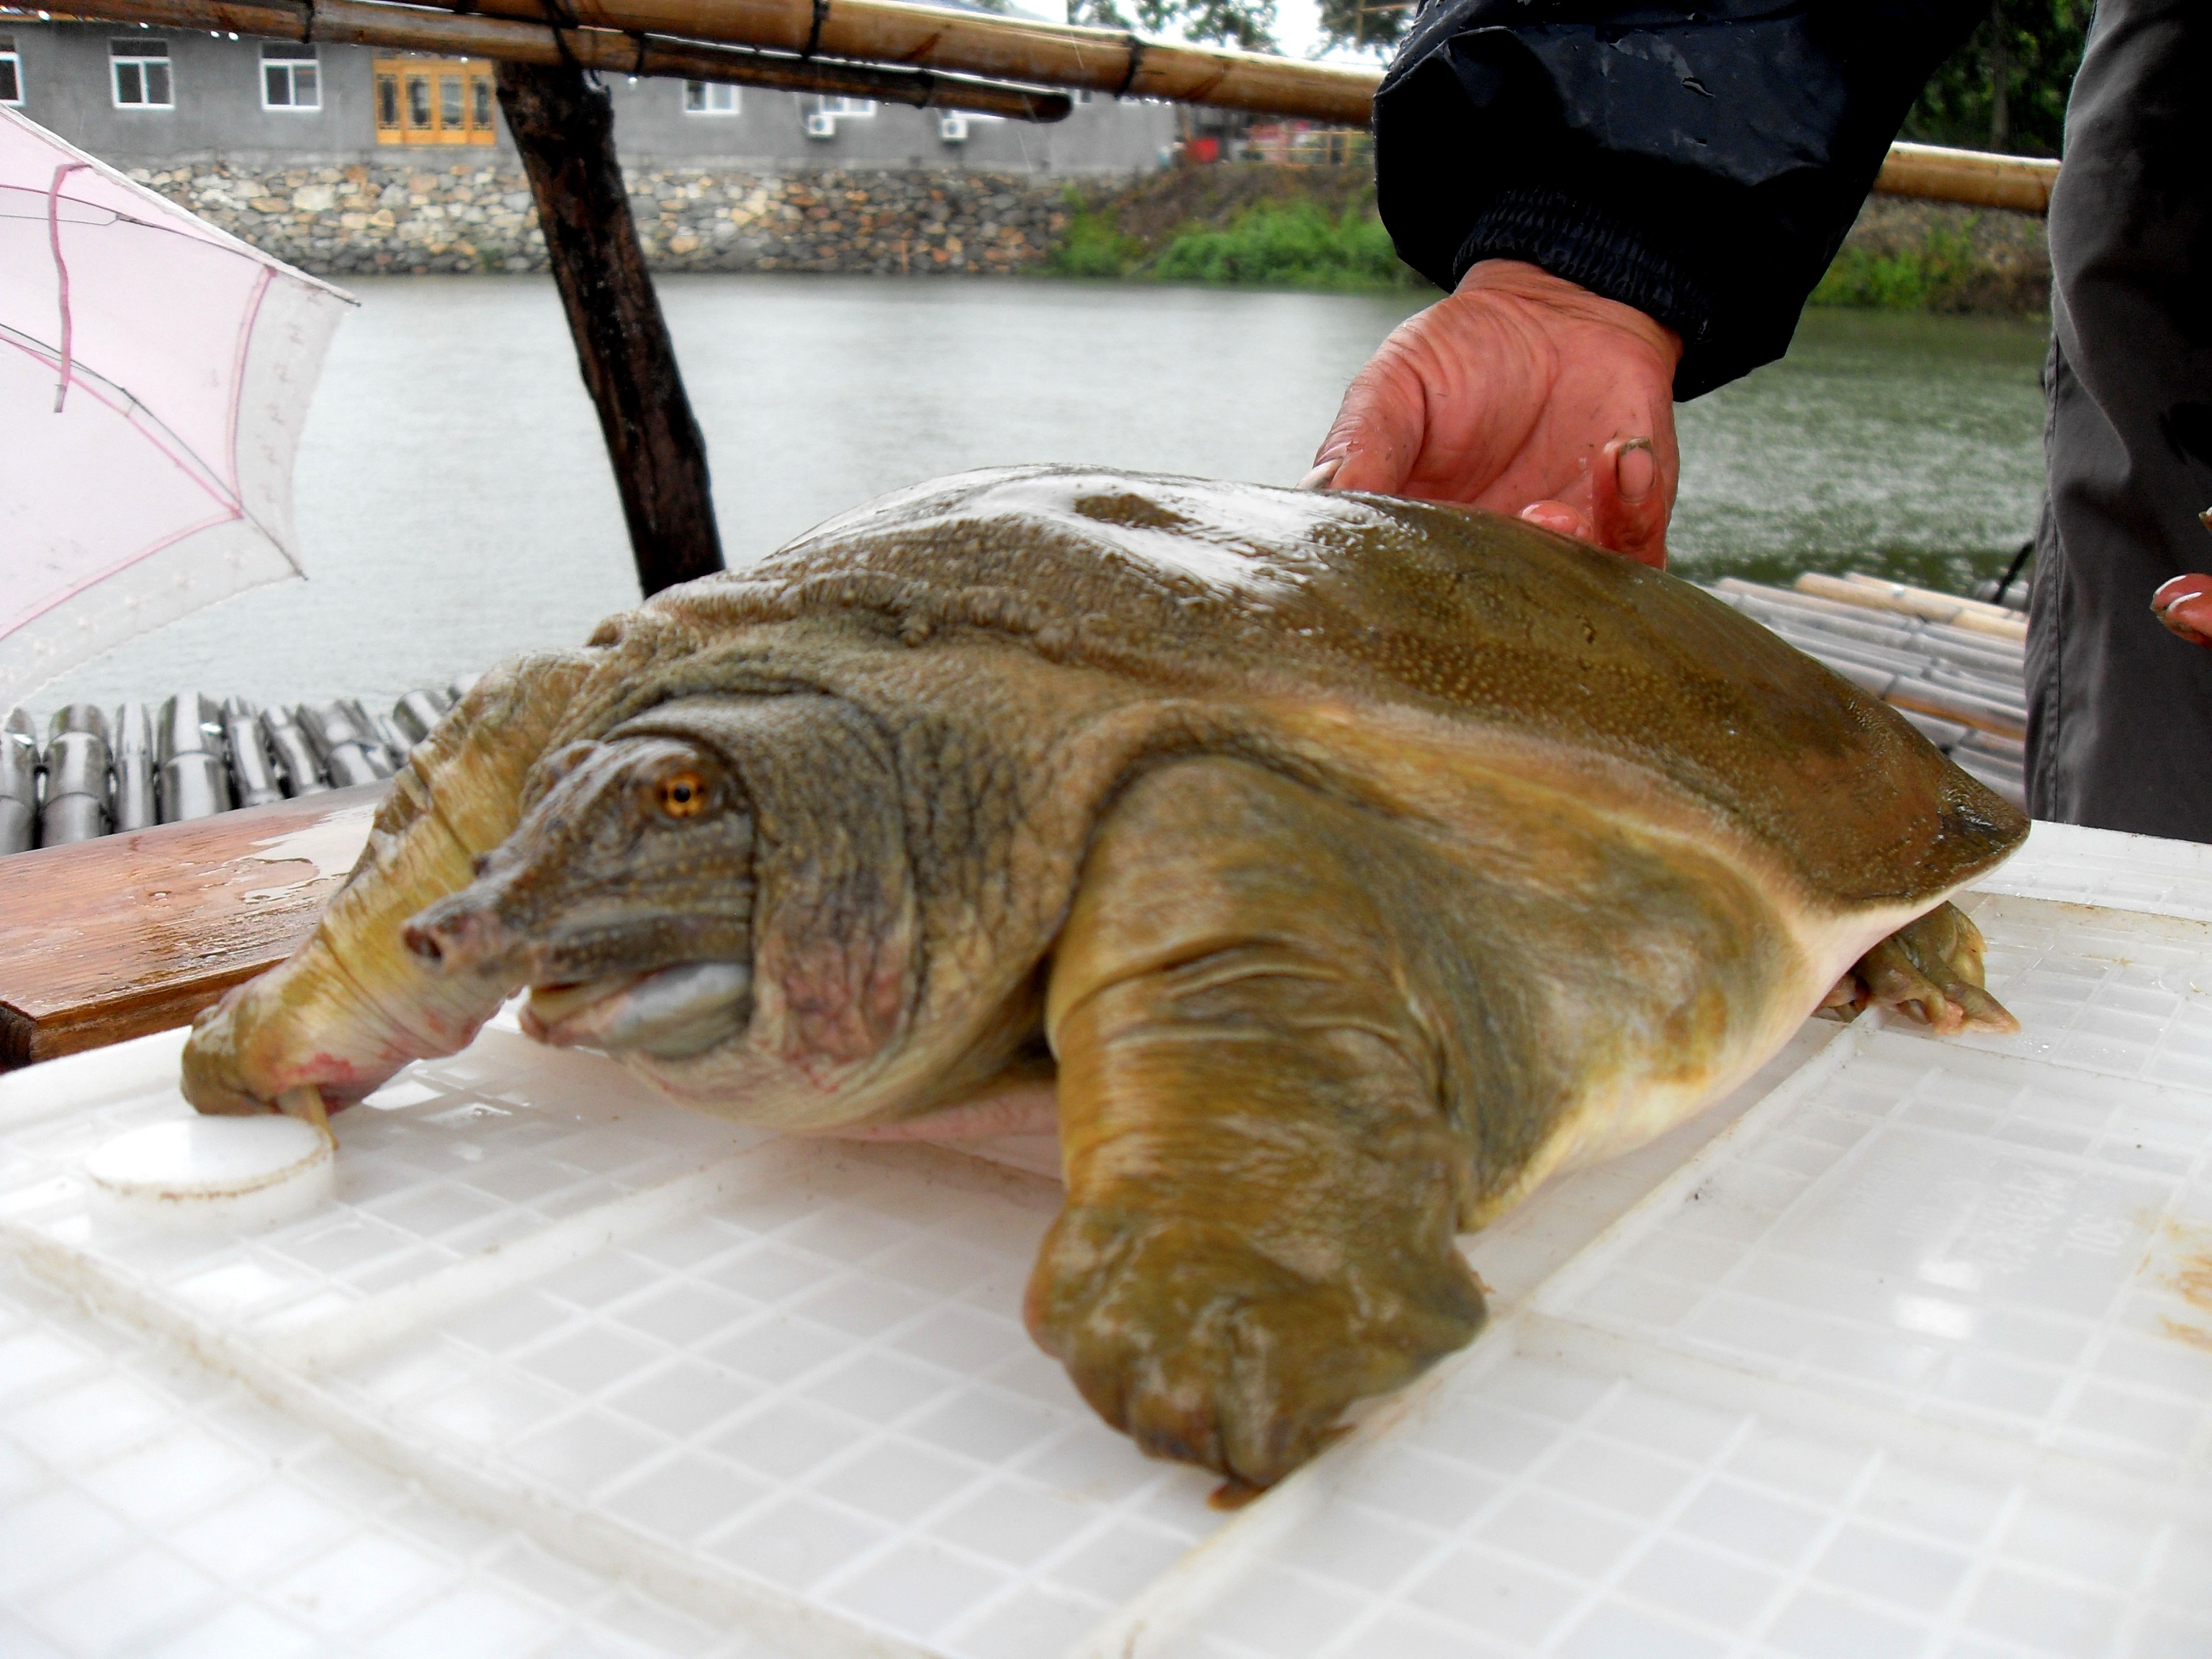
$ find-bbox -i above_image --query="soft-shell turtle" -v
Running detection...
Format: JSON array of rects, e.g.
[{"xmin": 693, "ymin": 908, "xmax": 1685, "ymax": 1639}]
[{"xmin": 183, "ymin": 467, "xmax": 2026, "ymax": 1489}]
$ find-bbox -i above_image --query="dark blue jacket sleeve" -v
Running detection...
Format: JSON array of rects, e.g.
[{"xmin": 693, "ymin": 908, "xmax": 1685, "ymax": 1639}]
[{"xmin": 1374, "ymin": 2, "xmax": 1982, "ymax": 396}]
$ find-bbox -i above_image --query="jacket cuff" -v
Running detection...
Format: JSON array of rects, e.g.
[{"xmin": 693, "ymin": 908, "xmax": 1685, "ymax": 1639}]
[{"xmin": 1451, "ymin": 184, "xmax": 1713, "ymax": 362}]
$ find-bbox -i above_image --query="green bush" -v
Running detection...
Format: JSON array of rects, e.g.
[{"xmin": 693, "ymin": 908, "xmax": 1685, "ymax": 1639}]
[
  {"xmin": 1046, "ymin": 202, "xmax": 1143, "ymax": 278},
  {"xmin": 1809, "ymin": 223, "xmax": 1982, "ymax": 311},
  {"xmin": 1148, "ymin": 201, "xmax": 1416, "ymax": 291}
]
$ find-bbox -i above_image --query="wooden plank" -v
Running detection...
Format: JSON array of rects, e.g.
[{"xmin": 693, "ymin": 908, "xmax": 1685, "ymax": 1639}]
[{"xmin": 0, "ymin": 784, "xmax": 386, "ymax": 1070}]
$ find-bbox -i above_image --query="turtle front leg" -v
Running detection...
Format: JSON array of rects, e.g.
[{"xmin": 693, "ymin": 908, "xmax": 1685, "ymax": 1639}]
[
  {"xmin": 182, "ymin": 651, "xmax": 594, "ymax": 1115},
  {"xmin": 1026, "ymin": 759, "xmax": 1488, "ymax": 1493},
  {"xmin": 1821, "ymin": 900, "xmax": 2018, "ymax": 1035}
]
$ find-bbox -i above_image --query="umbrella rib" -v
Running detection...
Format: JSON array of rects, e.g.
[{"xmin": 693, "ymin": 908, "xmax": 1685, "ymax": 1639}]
[
  {"xmin": 1, "ymin": 507, "xmax": 241, "ymax": 642},
  {"xmin": 48, "ymin": 161, "xmax": 89, "ymax": 413},
  {"xmin": 227, "ymin": 266, "xmax": 304, "ymax": 577},
  {"xmin": 0, "ymin": 325, "xmax": 243, "ymax": 518}
]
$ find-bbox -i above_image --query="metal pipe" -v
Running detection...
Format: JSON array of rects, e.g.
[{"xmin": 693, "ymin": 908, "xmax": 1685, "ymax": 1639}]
[
  {"xmin": 156, "ymin": 694, "xmax": 235, "ymax": 824},
  {"xmin": 298, "ymin": 702, "xmax": 388, "ymax": 788},
  {"xmin": 0, "ymin": 711, "xmax": 36, "ymax": 857},
  {"xmin": 112, "ymin": 703, "xmax": 157, "ymax": 832},
  {"xmin": 259, "ymin": 704, "xmax": 330, "ymax": 797},
  {"xmin": 224, "ymin": 697, "xmax": 289, "ymax": 809},
  {"xmin": 392, "ymin": 688, "xmax": 452, "ymax": 748},
  {"xmin": 41, "ymin": 706, "xmax": 114, "ymax": 846}
]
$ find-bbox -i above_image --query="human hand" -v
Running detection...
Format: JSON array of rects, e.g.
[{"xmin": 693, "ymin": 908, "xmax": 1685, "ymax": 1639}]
[
  {"xmin": 2153, "ymin": 570, "xmax": 2212, "ymax": 646},
  {"xmin": 1305, "ymin": 261, "xmax": 1684, "ymax": 568}
]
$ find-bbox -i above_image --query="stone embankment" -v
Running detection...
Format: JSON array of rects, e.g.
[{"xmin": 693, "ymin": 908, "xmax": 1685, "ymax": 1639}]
[
  {"xmin": 125, "ymin": 161, "xmax": 1072, "ymax": 276},
  {"xmin": 127, "ymin": 158, "xmax": 2051, "ymax": 313}
]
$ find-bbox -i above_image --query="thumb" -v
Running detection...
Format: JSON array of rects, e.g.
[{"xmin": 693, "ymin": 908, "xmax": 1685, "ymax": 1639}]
[
  {"xmin": 2153, "ymin": 572, "xmax": 2212, "ymax": 646},
  {"xmin": 1589, "ymin": 437, "xmax": 1672, "ymax": 570},
  {"xmin": 1312, "ymin": 356, "xmax": 1427, "ymax": 495}
]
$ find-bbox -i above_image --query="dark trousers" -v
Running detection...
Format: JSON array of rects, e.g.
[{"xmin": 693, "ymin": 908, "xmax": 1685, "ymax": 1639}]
[{"xmin": 2025, "ymin": 0, "xmax": 2212, "ymax": 838}]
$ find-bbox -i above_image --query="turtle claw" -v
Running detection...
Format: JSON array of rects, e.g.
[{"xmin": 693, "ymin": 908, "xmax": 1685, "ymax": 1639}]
[
  {"xmin": 1829, "ymin": 901, "xmax": 2019, "ymax": 1035},
  {"xmin": 1025, "ymin": 1204, "xmax": 1483, "ymax": 1491}
]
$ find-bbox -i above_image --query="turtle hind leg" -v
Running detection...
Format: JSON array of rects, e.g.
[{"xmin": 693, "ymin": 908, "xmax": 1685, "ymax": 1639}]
[
  {"xmin": 1827, "ymin": 901, "xmax": 2018, "ymax": 1036},
  {"xmin": 1030, "ymin": 757, "xmax": 1488, "ymax": 1493}
]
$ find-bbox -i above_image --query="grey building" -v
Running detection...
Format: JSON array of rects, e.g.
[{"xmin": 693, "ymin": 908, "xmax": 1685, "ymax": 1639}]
[{"xmin": 0, "ymin": 13, "xmax": 1172, "ymax": 174}]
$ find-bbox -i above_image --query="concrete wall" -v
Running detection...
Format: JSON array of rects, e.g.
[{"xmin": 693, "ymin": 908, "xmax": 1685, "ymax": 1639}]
[
  {"xmin": 4, "ymin": 20, "xmax": 1173, "ymax": 174},
  {"xmin": 9, "ymin": 23, "xmax": 378, "ymax": 164}
]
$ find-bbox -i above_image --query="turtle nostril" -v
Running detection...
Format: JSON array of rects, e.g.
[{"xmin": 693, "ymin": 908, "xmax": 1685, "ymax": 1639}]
[
  {"xmin": 402, "ymin": 923, "xmax": 444, "ymax": 964},
  {"xmin": 471, "ymin": 853, "xmax": 494, "ymax": 878}
]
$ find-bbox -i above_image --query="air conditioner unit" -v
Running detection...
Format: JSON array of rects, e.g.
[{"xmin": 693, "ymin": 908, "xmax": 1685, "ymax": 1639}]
[
  {"xmin": 804, "ymin": 110, "xmax": 838, "ymax": 139},
  {"xmin": 938, "ymin": 112, "xmax": 968, "ymax": 143}
]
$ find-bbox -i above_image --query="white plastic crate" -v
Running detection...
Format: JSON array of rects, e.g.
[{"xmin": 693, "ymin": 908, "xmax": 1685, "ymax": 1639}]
[{"xmin": 4, "ymin": 820, "xmax": 2210, "ymax": 1658}]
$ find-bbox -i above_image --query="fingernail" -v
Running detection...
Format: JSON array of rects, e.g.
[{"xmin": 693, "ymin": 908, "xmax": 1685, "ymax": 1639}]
[
  {"xmin": 2152, "ymin": 574, "xmax": 2208, "ymax": 613},
  {"xmin": 1519, "ymin": 501, "xmax": 1586, "ymax": 539},
  {"xmin": 1297, "ymin": 459, "xmax": 1342, "ymax": 492},
  {"xmin": 1616, "ymin": 439, "xmax": 1657, "ymax": 505}
]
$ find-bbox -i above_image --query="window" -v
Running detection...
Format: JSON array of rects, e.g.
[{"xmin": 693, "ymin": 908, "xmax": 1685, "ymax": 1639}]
[
  {"xmin": 261, "ymin": 42, "xmax": 318, "ymax": 109},
  {"xmin": 683, "ymin": 79, "xmax": 739, "ymax": 114},
  {"xmin": 372, "ymin": 56, "xmax": 495, "ymax": 145},
  {"xmin": 0, "ymin": 38, "xmax": 20, "ymax": 106},
  {"xmin": 822, "ymin": 96, "xmax": 876, "ymax": 117},
  {"xmin": 110, "ymin": 38, "xmax": 171, "ymax": 109}
]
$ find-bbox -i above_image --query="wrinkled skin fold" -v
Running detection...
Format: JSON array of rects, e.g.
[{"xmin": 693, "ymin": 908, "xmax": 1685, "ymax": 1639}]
[{"xmin": 179, "ymin": 467, "xmax": 2028, "ymax": 1491}]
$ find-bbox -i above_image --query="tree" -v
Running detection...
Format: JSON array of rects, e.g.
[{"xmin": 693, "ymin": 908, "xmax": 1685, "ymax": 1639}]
[
  {"xmin": 1315, "ymin": 0, "xmax": 1412, "ymax": 53},
  {"xmin": 1901, "ymin": 0, "xmax": 2090, "ymax": 157},
  {"xmin": 1070, "ymin": 0, "xmax": 1278, "ymax": 53}
]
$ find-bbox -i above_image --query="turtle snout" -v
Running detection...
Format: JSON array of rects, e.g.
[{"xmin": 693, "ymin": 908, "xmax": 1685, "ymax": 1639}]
[{"xmin": 404, "ymin": 886, "xmax": 530, "ymax": 978}]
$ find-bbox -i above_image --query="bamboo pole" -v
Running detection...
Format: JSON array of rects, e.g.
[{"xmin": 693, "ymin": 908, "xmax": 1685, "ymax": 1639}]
[
  {"xmin": 69, "ymin": 0, "xmax": 2065, "ymax": 207},
  {"xmin": 433, "ymin": 0, "xmax": 1382, "ymax": 122},
  {"xmin": 1873, "ymin": 140, "xmax": 2058, "ymax": 214},
  {"xmin": 414, "ymin": 0, "xmax": 2066, "ymax": 214},
  {"xmin": 60, "ymin": 0, "xmax": 1074, "ymax": 119}
]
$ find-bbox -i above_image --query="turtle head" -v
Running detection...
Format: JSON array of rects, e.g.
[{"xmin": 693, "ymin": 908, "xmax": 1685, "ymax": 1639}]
[{"xmin": 404, "ymin": 733, "xmax": 757, "ymax": 1059}]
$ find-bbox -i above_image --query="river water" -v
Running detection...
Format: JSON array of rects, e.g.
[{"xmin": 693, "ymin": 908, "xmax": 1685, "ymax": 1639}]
[{"xmin": 38, "ymin": 275, "xmax": 2049, "ymax": 710}]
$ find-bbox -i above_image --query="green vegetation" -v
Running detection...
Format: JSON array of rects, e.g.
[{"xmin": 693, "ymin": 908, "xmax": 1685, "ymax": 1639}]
[
  {"xmin": 1150, "ymin": 201, "xmax": 1416, "ymax": 289},
  {"xmin": 1809, "ymin": 223, "xmax": 1984, "ymax": 312},
  {"xmin": 1904, "ymin": 0, "xmax": 2089, "ymax": 158},
  {"xmin": 1066, "ymin": 0, "xmax": 1277, "ymax": 53},
  {"xmin": 1047, "ymin": 198, "xmax": 1146, "ymax": 279},
  {"xmin": 1049, "ymin": 195, "xmax": 1419, "ymax": 292}
]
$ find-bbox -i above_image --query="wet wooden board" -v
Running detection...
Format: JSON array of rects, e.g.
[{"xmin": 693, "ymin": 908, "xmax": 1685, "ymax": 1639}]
[{"xmin": 0, "ymin": 784, "xmax": 387, "ymax": 1069}]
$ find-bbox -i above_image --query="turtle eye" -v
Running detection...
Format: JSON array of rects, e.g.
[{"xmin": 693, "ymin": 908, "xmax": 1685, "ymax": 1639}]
[{"xmin": 656, "ymin": 770, "xmax": 709, "ymax": 819}]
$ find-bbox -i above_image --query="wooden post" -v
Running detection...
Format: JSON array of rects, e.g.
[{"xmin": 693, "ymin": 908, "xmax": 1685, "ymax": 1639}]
[{"xmin": 496, "ymin": 60, "xmax": 724, "ymax": 596}]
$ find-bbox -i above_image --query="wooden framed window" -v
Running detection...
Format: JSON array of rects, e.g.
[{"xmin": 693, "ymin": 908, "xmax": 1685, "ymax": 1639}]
[
  {"xmin": 110, "ymin": 38, "xmax": 172, "ymax": 109},
  {"xmin": 372, "ymin": 56, "xmax": 495, "ymax": 145},
  {"xmin": 261, "ymin": 42, "xmax": 318, "ymax": 110}
]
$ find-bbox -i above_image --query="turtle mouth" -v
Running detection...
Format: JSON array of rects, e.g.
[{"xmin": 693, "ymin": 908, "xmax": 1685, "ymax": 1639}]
[{"xmin": 521, "ymin": 961, "xmax": 752, "ymax": 1058}]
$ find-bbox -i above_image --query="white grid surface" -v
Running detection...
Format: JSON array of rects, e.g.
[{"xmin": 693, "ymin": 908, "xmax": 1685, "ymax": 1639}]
[{"xmin": 6, "ymin": 820, "xmax": 2212, "ymax": 1657}]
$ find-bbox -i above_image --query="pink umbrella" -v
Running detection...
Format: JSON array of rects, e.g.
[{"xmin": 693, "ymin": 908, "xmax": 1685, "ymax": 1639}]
[{"xmin": 1, "ymin": 107, "xmax": 354, "ymax": 705}]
